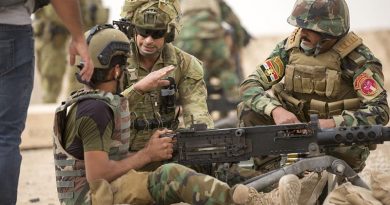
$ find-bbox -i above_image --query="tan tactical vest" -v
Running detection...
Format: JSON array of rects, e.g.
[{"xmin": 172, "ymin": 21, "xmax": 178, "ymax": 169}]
[
  {"xmin": 181, "ymin": 0, "xmax": 221, "ymax": 18},
  {"xmin": 125, "ymin": 42, "xmax": 180, "ymax": 151},
  {"xmin": 277, "ymin": 29, "xmax": 363, "ymax": 120},
  {"xmin": 52, "ymin": 90, "xmax": 130, "ymax": 204}
]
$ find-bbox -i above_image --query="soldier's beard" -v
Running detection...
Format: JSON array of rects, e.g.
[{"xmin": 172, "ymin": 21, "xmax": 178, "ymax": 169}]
[{"xmin": 300, "ymin": 40, "xmax": 316, "ymax": 56}]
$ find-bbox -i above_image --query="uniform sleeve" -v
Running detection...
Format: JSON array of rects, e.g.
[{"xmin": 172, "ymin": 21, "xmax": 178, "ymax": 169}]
[
  {"xmin": 178, "ymin": 55, "xmax": 214, "ymax": 128},
  {"xmin": 76, "ymin": 100, "xmax": 114, "ymax": 153},
  {"xmin": 239, "ymin": 39, "xmax": 290, "ymax": 116},
  {"xmin": 121, "ymin": 84, "xmax": 144, "ymax": 108},
  {"xmin": 333, "ymin": 45, "xmax": 389, "ymax": 126}
]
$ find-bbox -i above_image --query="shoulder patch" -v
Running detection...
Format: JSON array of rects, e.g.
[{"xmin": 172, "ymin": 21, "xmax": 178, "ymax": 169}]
[
  {"xmin": 258, "ymin": 56, "xmax": 284, "ymax": 83},
  {"xmin": 333, "ymin": 32, "xmax": 363, "ymax": 58},
  {"xmin": 354, "ymin": 71, "xmax": 382, "ymax": 97},
  {"xmin": 285, "ymin": 28, "xmax": 301, "ymax": 50}
]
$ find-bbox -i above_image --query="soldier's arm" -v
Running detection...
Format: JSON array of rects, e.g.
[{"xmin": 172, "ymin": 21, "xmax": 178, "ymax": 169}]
[
  {"xmin": 179, "ymin": 56, "xmax": 214, "ymax": 128},
  {"xmin": 334, "ymin": 45, "xmax": 389, "ymax": 126},
  {"xmin": 84, "ymin": 129, "xmax": 173, "ymax": 183},
  {"xmin": 239, "ymin": 39, "xmax": 289, "ymax": 116},
  {"xmin": 79, "ymin": 101, "xmax": 173, "ymax": 182}
]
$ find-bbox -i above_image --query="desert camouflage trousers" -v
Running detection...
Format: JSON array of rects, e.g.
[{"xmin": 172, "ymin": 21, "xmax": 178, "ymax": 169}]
[{"xmin": 90, "ymin": 163, "xmax": 237, "ymax": 205}]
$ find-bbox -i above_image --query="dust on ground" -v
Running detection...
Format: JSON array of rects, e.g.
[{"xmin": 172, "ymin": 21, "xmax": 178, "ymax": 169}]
[{"xmin": 18, "ymin": 30, "xmax": 390, "ymax": 204}]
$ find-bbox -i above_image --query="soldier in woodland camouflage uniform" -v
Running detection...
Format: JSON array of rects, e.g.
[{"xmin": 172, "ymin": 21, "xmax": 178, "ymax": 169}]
[
  {"xmin": 120, "ymin": 0, "xmax": 213, "ymax": 171},
  {"xmin": 33, "ymin": 0, "xmax": 109, "ymax": 102},
  {"xmin": 53, "ymin": 24, "xmax": 302, "ymax": 205},
  {"xmin": 238, "ymin": 0, "xmax": 389, "ymax": 173},
  {"xmin": 175, "ymin": 0, "xmax": 250, "ymax": 104}
]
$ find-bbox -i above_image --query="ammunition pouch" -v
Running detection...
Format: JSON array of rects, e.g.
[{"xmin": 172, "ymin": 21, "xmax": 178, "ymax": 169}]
[
  {"xmin": 308, "ymin": 98, "xmax": 360, "ymax": 119},
  {"xmin": 160, "ymin": 77, "xmax": 176, "ymax": 114},
  {"xmin": 273, "ymin": 83, "xmax": 361, "ymax": 120}
]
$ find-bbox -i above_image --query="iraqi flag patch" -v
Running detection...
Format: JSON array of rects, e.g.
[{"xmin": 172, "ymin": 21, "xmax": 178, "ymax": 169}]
[
  {"xmin": 354, "ymin": 72, "xmax": 379, "ymax": 96},
  {"xmin": 259, "ymin": 57, "xmax": 284, "ymax": 83}
]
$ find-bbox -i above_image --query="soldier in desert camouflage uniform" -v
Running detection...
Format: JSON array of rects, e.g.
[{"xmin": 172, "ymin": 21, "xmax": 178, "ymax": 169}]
[
  {"xmin": 33, "ymin": 0, "xmax": 109, "ymax": 102},
  {"xmin": 120, "ymin": 0, "xmax": 214, "ymax": 171},
  {"xmin": 238, "ymin": 0, "xmax": 389, "ymax": 173},
  {"xmin": 175, "ymin": 0, "xmax": 250, "ymax": 107},
  {"xmin": 53, "ymin": 24, "xmax": 302, "ymax": 205}
]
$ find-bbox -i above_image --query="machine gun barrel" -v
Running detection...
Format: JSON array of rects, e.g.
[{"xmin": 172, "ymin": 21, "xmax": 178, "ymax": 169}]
[{"xmin": 171, "ymin": 115, "xmax": 390, "ymax": 165}]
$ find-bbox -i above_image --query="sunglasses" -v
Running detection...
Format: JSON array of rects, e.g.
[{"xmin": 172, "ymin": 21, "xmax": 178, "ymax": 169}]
[{"xmin": 136, "ymin": 27, "xmax": 167, "ymax": 39}]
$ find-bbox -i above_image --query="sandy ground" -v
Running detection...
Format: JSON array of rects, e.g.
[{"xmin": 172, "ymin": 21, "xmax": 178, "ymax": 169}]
[{"xmin": 17, "ymin": 30, "xmax": 390, "ymax": 204}]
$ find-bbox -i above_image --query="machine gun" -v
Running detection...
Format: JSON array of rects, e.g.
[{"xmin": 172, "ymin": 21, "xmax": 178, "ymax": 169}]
[{"xmin": 166, "ymin": 115, "xmax": 390, "ymax": 190}]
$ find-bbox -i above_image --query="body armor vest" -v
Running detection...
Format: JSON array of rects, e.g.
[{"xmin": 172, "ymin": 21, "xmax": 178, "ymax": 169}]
[
  {"xmin": 125, "ymin": 43, "xmax": 180, "ymax": 151},
  {"xmin": 52, "ymin": 90, "xmax": 130, "ymax": 204},
  {"xmin": 278, "ymin": 29, "xmax": 363, "ymax": 120}
]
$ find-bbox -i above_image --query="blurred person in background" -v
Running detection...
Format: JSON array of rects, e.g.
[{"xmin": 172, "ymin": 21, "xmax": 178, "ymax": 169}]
[
  {"xmin": 33, "ymin": 0, "xmax": 109, "ymax": 103},
  {"xmin": 175, "ymin": 0, "xmax": 251, "ymax": 119}
]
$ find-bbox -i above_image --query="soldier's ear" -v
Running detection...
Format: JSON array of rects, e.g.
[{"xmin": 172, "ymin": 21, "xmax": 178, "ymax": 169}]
[{"xmin": 114, "ymin": 65, "xmax": 122, "ymax": 79}]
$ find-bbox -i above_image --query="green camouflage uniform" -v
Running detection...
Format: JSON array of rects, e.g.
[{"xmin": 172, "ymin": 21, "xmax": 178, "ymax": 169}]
[
  {"xmin": 238, "ymin": 0, "xmax": 389, "ymax": 172},
  {"xmin": 175, "ymin": 0, "xmax": 248, "ymax": 102},
  {"xmin": 33, "ymin": 0, "xmax": 109, "ymax": 103},
  {"xmin": 123, "ymin": 41, "xmax": 214, "ymax": 162},
  {"xmin": 121, "ymin": 0, "xmax": 214, "ymax": 171}
]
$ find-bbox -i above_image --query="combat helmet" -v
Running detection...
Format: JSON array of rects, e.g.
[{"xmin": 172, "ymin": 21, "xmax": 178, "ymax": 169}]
[
  {"xmin": 121, "ymin": 0, "xmax": 181, "ymax": 43},
  {"xmin": 77, "ymin": 25, "xmax": 130, "ymax": 87},
  {"xmin": 287, "ymin": 0, "xmax": 350, "ymax": 37},
  {"xmin": 85, "ymin": 24, "xmax": 130, "ymax": 69}
]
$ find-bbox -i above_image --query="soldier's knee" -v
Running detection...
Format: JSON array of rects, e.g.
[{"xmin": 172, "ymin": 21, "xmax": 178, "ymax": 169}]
[{"xmin": 159, "ymin": 163, "xmax": 194, "ymax": 177}]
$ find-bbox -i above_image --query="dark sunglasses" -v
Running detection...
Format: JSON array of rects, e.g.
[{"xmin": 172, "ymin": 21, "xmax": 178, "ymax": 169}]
[{"xmin": 135, "ymin": 27, "xmax": 167, "ymax": 39}]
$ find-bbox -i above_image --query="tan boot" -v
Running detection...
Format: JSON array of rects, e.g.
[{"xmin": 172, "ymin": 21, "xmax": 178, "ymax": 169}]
[
  {"xmin": 232, "ymin": 174, "xmax": 301, "ymax": 205},
  {"xmin": 371, "ymin": 171, "xmax": 390, "ymax": 205},
  {"xmin": 278, "ymin": 174, "xmax": 301, "ymax": 205}
]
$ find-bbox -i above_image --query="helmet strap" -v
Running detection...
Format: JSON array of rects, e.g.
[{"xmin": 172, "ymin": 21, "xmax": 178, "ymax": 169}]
[{"xmin": 313, "ymin": 41, "xmax": 323, "ymax": 57}]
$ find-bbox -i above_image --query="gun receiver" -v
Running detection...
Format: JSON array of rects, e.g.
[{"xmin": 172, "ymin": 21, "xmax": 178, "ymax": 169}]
[{"xmin": 171, "ymin": 115, "xmax": 390, "ymax": 165}]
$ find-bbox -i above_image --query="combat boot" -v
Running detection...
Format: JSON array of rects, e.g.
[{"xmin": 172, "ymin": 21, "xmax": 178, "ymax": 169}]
[{"xmin": 232, "ymin": 174, "xmax": 301, "ymax": 205}]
